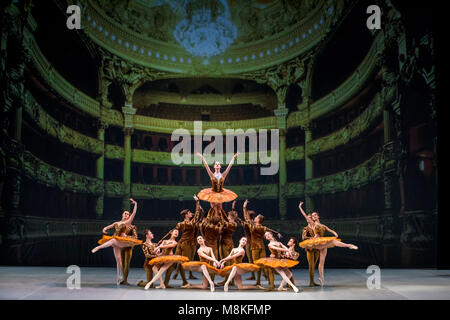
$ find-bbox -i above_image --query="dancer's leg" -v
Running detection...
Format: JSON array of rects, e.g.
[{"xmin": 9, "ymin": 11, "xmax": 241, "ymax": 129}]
[
  {"xmin": 235, "ymin": 273, "xmax": 265, "ymax": 290},
  {"xmin": 200, "ymin": 265, "xmax": 215, "ymax": 292},
  {"xmin": 112, "ymin": 246, "xmax": 123, "ymax": 285},
  {"xmin": 92, "ymin": 238, "xmax": 117, "ymax": 253},
  {"xmin": 275, "ymin": 268, "xmax": 299, "ymax": 293},
  {"xmin": 224, "ymin": 267, "xmax": 237, "ymax": 292},
  {"xmin": 145, "ymin": 263, "xmax": 168, "ymax": 290},
  {"xmin": 318, "ymin": 248, "xmax": 327, "ymax": 286},
  {"xmin": 332, "ymin": 239, "xmax": 358, "ymax": 250},
  {"xmin": 121, "ymin": 247, "xmax": 132, "ymax": 284}
]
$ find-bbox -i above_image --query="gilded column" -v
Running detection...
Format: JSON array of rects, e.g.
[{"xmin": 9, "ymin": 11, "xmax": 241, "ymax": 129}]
[
  {"xmin": 95, "ymin": 121, "xmax": 106, "ymax": 218},
  {"xmin": 304, "ymin": 125, "xmax": 314, "ymax": 213},
  {"xmin": 122, "ymin": 106, "xmax": 136, "ymax": 210},
  {"xmin": 274, "ymin": 106, "xmax": 288, "ymax": 220}
]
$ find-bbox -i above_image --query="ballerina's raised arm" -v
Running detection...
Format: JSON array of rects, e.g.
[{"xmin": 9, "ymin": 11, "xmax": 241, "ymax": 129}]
[
  {"xmin": 124, "ymin": 198, "xmax": 138, "ymax": 225},
  {"xmin": 222, "ymin": 152, "xmax": 239, "ymax": 180},
  {"xmin": 196, "ymin": 153, "xmax": 214, "ymax": 179},
  {"xmin": 298, "ymin": 201, "xmax": 314, "ymax": 225}
]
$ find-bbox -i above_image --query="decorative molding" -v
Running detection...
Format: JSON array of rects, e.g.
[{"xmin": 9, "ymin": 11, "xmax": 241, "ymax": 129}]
[
  {"xmin": 22, "ymin": 150, "xmax": 103, "ymax": 195},
  {"xmin": 24, "ymin": 91, "xmax": 103, "ymax": 154},
  {"xmin": 307, "ymin": 93, "xmax": 383, "ymax": 157},
  {"xmin": 305, "ymin": 152, "xmax": 383, "ymax": 196}
]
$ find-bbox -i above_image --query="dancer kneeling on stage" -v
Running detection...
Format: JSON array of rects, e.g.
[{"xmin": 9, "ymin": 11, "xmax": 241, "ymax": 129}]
[
  {"xmin": 218, "ymin": 237, "xmax": 264, "ymax": 292},
  {"xmin": 181, "ymin": 235, "xmax": 221, "ymax": 292},
  {"xmin": 91, "ymin": 198, "xmax": 142, "ymax": 285},
  {"xmin": 144, "ymin": 229, "xmax": 189, "ymax": 290},
  {"xmin": 255, "ymin": 232, "xmax": 300, "ymax": 293}
]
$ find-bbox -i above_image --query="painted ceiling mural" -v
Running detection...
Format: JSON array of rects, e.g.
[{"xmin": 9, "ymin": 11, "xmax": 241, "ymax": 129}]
[{"xmin": 81, "ymin": 0, "xmax": 338, "ymax": 74}]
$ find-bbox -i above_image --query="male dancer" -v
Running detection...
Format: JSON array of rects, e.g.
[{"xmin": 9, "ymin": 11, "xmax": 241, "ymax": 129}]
[
  {"xmin": 120, "ymin": 217, "xmax": 138, "ymax": 285},
  {"xmin": 217, "ymin": 201, "xmax": 238, "ymax": 286},
  {"xmin": 302, "ymin": 215, "xmax": 320, "ymax": 287},
  {"xmin": 137, "ymin": 229, "xmax": 159, "ymax": 288},
  {"xmin": 164, "ymin": 195, "xmax": 202, "ymax": 288},
  {"xmin": 243, "ymin": 199, "xmax": 281, "ymax": 291},
  {"xmin": 200, "ymin": 214, "xmax": 222, "ymax": 282}
]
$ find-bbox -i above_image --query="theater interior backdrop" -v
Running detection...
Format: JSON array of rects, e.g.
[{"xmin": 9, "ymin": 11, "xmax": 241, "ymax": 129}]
[{"xmin": 0, "ymin": 0, "xmax": 440, "ymax": 269}]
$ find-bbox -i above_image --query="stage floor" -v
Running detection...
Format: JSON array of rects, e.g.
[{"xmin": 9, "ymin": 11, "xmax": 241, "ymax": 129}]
[{"xmin": 0, "ymin": 267, "xmax": 449, "ymax": 300}]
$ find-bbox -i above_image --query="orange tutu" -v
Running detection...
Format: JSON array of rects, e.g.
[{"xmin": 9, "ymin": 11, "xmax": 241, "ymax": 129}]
[
  {"xmin": 254, "ymin": 257, "xmax": 299, "ymax": 269},
  {"xmin": 197, "ymin": 188, "xmax": 237, "ymax": 203},
  {"xmin": 299, "ymin": 237, "xmax": 341, "ymax": 249},
  {"xmin": 97, "ymin": 235, "xmax": 142, "ymax": 246},
  {"xmin": 182, "ymin": 261, "xmax": 220, "ymax": 274},
  {"xmin": 219, "ymin": 263, "xmax": 260, "ymax": 277},
  {"xmin": 148, "ymin": 255, "xmax": 189, "ymax": 266}
]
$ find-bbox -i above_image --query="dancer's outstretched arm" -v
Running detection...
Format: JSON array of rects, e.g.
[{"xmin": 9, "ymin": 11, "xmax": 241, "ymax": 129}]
[
  {"xmin": 243, "ymin": 200, "xmax": 253, "ymax": 224},
  {"xmin": 192, "ymin": 195, "xmax": 202, "ymax": 224},
  {"xmin": 155, "ymin": 240, "xmax": 177, "ymax": 251},
  {"xmin": 196, "ymin": 153, "xmax": 214, "ymax": 178},
  {"xmin": 124, "ymin": 198, "xmax": 138, "ymax": 225},
  {"xmin": 268, "ymin": 242, "xmax": 290, "ymax": 254},
  {"xmin": 198, "ymin": 248, "xmax": 219, "ymax": 266},
  {"xmin": 323, "ymin": 224, "xmax": 339, "ymax": 237},
  {"xmin": 102, "ymin": 223, "xmax": 115, "ymax": 234},
  {"xmin": 298, "ymin": 201, "xmax": 313, "ymax": 225},
  {"xmin": 220, "ymin": 249, "xmax": 244, "ymax": 266},
  {"xmin": 222, "ymin": 152, "xmax": 239, "ymax": 180}
]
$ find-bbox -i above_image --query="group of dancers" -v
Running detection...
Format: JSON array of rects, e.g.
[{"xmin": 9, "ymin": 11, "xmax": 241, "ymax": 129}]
[{"xmin": 91, "ymin": 152, "xmax": 359, "ymax": 292}]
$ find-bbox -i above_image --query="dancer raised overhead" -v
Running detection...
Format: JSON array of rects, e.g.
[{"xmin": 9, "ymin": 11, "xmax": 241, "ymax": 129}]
[
  {"xmin": 298, "ymin": 201, "xmax": 358, "ymax": 286},
  {"xmin": 91, "ymin": 198, "xmax": 142, "ymax": 285},
  {"xmin": 196, "ymin": 152, "xmax": 239, "ymax": 216},
  {"xmin": 181, "ymin": 235, "xmax": 221, "ymax": 292},
  {"xmin": 218, "ymin": 237, "xmax": 263, "ymax": 292}
]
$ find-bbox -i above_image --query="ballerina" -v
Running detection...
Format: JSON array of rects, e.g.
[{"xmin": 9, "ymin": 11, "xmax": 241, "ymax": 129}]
[
  {"xmin": 218, "ymin": 237, "xmax": 264, "ymax": 292},
  {"xmin": 196, "ymin": 152, "xmax": 239, "ymax": 218},
  {"xmin": 91, "ymin": 198, "xmax": 142, "ymax": 285},
  {"xmin": 181, "ymin": 235, "xmax": 221, "ymax": 292},
  {"xmin": 144, "ymin": 229, "xmax": 189, "ymax": 290},
  {"xmin": 255, "ymin": 232, "xmax": 300, "ymax": 293},
  {"xmin": 278, "ymin": 237, "xmax": 300, "ymax": 291},
  {"xmin": 298, "ymin": 201, "xmax": 358, "ymax": 286}
]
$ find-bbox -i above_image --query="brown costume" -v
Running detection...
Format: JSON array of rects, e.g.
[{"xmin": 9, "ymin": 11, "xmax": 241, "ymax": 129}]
[
  {"xmin": 164, "ymin": 200, "xmax": 202, "ymax": 286},
  {"xmin": 120, "ymin": 224, "xmax": 137, "ymax": 284},
  {"xmin": 244, "ymin": 207, "xmax": 274, "ymax": 290},
  {"xmin": 302, "ymin": 225, "xmax": 320, "ymax": 286},
  {"xmin": 137, "ymin": 241, "xmax": 157, "ymax": 287}
]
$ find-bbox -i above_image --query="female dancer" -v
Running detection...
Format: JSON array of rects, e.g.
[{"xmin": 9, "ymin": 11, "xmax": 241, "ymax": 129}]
[
  {"xmin": 277, "ymin": 237, "xmax": 300, "ymax": 291},
  {"xmin": 218, "ymin": 237, "xmax": 263, "ymax": 292},
  {"xmin": 255, "ymin": 232, "xmax": 300, "ymax": 293},
  {"xmin": 196, "ymin": 152, "xmax": 239, "ymax": 217},
  {"xmin": 298, "ymin": 201, "xmax": 358, "ymax": 286},
  {"xmin": 181, "ymin": 235, "xmax": 221, "ymax": 292},
  {"xmin": 91, "ymin": 198, "xmax": 142, "ymax": 285},
  {"xmin": 144, "ymin": 229, "xmax": 189, "ymax": 290}
]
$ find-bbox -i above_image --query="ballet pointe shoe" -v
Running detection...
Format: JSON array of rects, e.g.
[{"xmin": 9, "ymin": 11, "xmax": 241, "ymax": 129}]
[
  {"xmin": 256, "ymin": 285, "xmax": 265, "ymax": 290},
  {"xmin": 210, "ymin": 282, "xmax": 215, "ymax": 292},
  {"xmin": 319, "ymin": 276, "xmax": 325, "ymax": 287},
  {"xmin": 350, "ymin": 245, "xmax": 358, "ymax": 250},
  {"xmin": 293, "ymin": 286, "xmax": 300, "ymax": 293},
  {"xmin": 181, "ymin": 283, "xmax": 191, "ymax": 289},
  {"xmin": 156, "ymin": 284, "xmax": 166, "ymax": 289},
  {"xmin": 91, "ymin": 247, "xmax": 98, "ymax": 254},
  {"xmin": 144, "ymin": 282, "xmax": 152, "ymax": 290},
  {"xmin": 223, "ymin": 283, "xmax": 229, "ymax": 292},
  {"xmin": 277, "ymin": 286, "xmax": 288, "ymax": 292},
  {"xmin": 116, "ymin": 277, "xmax": 122, "ymax": 286}
]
